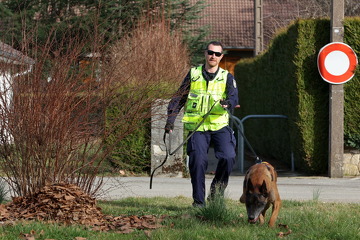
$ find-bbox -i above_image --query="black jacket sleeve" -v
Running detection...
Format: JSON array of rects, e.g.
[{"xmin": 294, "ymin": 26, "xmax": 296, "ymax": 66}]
[
  {"xmin": 166, "ymin": 71, "xmax": 191, "ymax": 125},
  {"xmin": 225, "ymin": 72, "xmax": 239, "ymax": 111}
]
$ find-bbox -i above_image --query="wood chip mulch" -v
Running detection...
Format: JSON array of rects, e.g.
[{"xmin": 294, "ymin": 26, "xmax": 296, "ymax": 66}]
[{"xmin": 0, "ymin": 183, "xmax": 166, "ymax": 234}]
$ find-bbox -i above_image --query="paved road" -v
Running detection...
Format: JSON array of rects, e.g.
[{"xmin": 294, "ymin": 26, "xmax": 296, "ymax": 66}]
[{"xmin": 99, "ymin": 174, "xmax": 360, "ymax": 204}]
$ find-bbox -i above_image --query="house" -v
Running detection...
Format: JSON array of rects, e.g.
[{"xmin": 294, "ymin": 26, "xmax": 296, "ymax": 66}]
[
  {"xmin": 0, "ymin": 41, "xmax": 35, "ymax": 97},
  {"xmin": 0, "ymin": 41, "xmax": 35, "ymax": 91},
  {"xmin": 0, "ymin": 41, "xmax": 35, "ymax": 142},
  {"xmin": 190, "ymin": 0, "xmax": 360, "ymax": 74},
  {"xmin": 0, "ymin": 41, "xmax": 35, "ymax": 66}
]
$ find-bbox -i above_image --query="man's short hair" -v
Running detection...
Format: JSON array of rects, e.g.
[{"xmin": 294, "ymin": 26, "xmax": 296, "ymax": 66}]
[{"xmin": 206, "ymin": 41, "xmax": 224, "ymax": 51}]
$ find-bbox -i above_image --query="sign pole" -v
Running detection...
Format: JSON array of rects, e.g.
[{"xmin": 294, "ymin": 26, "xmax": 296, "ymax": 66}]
[
  {"xmin": 254, "ymin": 0, "xmax": 263, "ymax": 56},
  {"xmin": 329, "ymin": 0, "xmax": 344, "ymax": 178}
]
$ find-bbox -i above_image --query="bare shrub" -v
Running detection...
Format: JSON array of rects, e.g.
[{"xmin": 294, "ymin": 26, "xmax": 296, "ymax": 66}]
[
  {"xmin": 0, "ymin": 14, "xmax": 190, "ymax": 197},
  {"xmin": 104, "ymin": 16, "xmax": 190, "ymax": 171},
  {"xmin": 0, "ymin": 35, "xmax": 107, "ymax": 197},
  {"xmin": 109, "ymin": 16, "xmax": 189, "ymax": 94}
]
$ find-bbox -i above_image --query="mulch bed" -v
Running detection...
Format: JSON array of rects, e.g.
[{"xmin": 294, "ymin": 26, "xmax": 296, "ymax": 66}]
[{"xmin": 0, "ymin": 183, "xmax": 166, "ymax": 234}]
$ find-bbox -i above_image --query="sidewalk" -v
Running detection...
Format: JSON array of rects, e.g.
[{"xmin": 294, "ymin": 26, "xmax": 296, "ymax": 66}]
[
  {"xmin": 99, "ymin": 174, "xmax": 360, "ymax": 204},
  {"xmin": 99, "ymin": 152, "xmax": 360, "ymax": 204}
]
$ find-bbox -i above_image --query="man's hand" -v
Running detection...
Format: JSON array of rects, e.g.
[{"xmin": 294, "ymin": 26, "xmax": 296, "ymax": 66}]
[
  {"xmin": 165, "ymin": 122, "xmax": 174, "ymax": 133},
  {"xmin": 220, "ymin": 99, "xmax": 230, "ymax": 109}
]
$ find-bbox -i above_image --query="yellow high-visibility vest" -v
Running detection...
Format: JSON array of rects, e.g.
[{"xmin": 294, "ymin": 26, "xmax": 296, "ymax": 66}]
[{"xmin": 182, "ymin": 65, "xmax": 229, "ymax": 131}]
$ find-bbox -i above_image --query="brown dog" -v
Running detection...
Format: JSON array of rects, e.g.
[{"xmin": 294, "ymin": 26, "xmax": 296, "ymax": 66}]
[{"xmin": 240, "ymin": 162, "xmax": 281, "ymax": 227}]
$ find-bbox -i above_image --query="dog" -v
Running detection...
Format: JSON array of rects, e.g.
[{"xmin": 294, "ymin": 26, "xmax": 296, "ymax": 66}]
[{"xmin": 240, "ymin": 162, "xmax": 281, "ymax": 227}]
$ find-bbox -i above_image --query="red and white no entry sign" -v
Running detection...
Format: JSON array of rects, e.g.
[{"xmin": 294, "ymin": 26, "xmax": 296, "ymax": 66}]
[{"xmin": 317, "ymin": 42, "xmax": 358, "ymax": 84}]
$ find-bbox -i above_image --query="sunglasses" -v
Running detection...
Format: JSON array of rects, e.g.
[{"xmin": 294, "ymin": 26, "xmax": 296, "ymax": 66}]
[{"xmin": 207, "ymin": 50, "xmax": 222, "ymax": 57}]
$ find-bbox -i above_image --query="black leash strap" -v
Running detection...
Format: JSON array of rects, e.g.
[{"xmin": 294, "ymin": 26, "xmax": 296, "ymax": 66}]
[
  {"xmin": 149, "ymin": 100, "xmax": 219, "ymax": 189},
  {"xmin": 149, "ymin": 132, "xmax": 169, "ymax": 189},
  {"xmin": 228, "ymin": 111, "xmax": 262, "ymax": 164},
  {"xmin": 237, "ymin": 128, "xmax": 262, "ymax": 164}
]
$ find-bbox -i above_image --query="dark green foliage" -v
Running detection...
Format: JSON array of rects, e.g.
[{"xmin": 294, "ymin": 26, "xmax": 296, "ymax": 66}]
[
  {"xmin": 235, "ymin": 18, "xmax": 360, "ymax": 174},
  {"xmin": 343, "ymin": 18, "xmax": 360, "ymax": 150},
  {"xmin": 0, "ymin": 0, "xmax": 158, "ymax": 47},
  {"xmin": 103, "ymin": 86, "xmax": 152, "ymax": 174},
  {"xmin": 105, "ymin": 118, "xmax": 151, "ymax": 174},
  {"xmin": 345, "ymin": 133, "xmax": 360, "ymax": 149},
  {"xmin": 0, "ymin": 0, "xmax": 208, "ymax": 65},
  {"xmin": 166, "ymin": 0, "xmax": 209, "ymax": 65}
]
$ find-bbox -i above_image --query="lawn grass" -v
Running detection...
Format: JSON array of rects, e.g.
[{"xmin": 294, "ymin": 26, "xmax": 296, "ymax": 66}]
[{"xmin": 0, "ymin": 196, "xmax": 359, "ymax": 240}]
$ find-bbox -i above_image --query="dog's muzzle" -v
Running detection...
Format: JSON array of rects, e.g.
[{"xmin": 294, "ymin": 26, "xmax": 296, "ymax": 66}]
[{"xmin": 248, "ymin": 216, "xmax": 259, "ymax": 224}]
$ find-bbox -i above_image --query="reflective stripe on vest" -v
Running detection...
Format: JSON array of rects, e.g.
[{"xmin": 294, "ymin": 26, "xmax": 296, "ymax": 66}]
[{"xmin": 182, "ymin": 66, "xmax": 229, "ymax": 131}]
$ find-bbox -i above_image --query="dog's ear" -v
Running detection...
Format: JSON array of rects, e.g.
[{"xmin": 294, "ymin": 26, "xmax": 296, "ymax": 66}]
[
  {"xmin": 243, "ymin": 177, "xmax": 247, "ymax": 189},
  {"xmin": 247, "ymin": 179, "xmax": 254, "ymax": 192},
  {"xmin": 260, "ymin": 180, "xmax": 268, "ymax": 195}
]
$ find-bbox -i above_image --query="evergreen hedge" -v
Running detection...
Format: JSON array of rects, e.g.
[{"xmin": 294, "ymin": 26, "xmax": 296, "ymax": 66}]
[
  {"xmin": 343, "ymin": 18, "xmax": 360, "ymax": 149},
  {"xmin": 234, "ymin": 18, "xmax": 359, "ymax": 174}
]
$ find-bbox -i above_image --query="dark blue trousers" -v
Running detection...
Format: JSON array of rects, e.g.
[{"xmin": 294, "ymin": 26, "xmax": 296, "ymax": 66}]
[{"xmin": 187, "ymin": 126, "xmax": 236, "ymax": 205}]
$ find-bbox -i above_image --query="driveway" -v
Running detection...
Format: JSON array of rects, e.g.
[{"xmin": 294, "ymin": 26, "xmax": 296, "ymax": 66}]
[{"xmin": 99, "ymin": 175, "xmax": 360, "ymax": 204}]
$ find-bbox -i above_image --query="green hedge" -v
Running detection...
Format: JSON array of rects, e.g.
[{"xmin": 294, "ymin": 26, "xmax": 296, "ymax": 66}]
[
  {"xmin": 105, "ymin": 115, "xmax": 151, "ymax": 174},
  {"xmin": 234, "ymin": 18, "xmax": 360, "ymax": 174},
  {"xmin": 104, "ymin": 83, "xmax": 179, "ymax": 174},
  {"xmin": 344, "ymin": 17, "xmax": 360, "ymax": 149}
]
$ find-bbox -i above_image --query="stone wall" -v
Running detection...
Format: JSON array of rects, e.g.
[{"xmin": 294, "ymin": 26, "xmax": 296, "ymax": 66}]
[
  {"xmin": 343, "ymin": 149, "xmax": 360, "ymax": 176},
  {"xmin": 151, "ymin": 99, "xmax": 184, "ymax": 177}
]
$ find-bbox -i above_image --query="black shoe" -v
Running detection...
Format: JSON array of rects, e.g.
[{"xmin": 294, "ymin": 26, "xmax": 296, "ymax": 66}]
[{"xmin": 192, "ymin": 202, "xmax": 205, "ymax": 208}]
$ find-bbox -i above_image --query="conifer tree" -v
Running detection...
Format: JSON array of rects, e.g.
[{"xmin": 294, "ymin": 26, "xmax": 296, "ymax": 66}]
[{"xmin": 0, "ymin": 0, "xmax": 208, "ymax": 64}]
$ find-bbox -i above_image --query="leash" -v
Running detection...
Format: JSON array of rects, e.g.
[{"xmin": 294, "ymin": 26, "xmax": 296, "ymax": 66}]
[
  {"xmin": 227, "ymin": 109, "xmax": 262, "ymax": 164},
  {"xmin": 149, "ymin": 100, "xmax": 263, "ymax": 189},
  {"xmin": 149, "ymin": 100, "xmax": 219, "ymax": 189},
  {"xmin": 236, "ymin": 124, "xmax": 262, "ymax": 164}
]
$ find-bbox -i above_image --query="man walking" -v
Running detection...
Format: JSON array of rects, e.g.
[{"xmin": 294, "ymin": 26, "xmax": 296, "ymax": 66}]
[{"xmin": 165, "ymin": 41, "xmax": 239, "ymax": 207}]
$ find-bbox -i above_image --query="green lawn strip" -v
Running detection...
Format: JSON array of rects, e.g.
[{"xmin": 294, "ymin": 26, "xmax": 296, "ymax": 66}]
[{"xmin": 0, "ymin": 197, "xmax": 359, "ymax": 240}]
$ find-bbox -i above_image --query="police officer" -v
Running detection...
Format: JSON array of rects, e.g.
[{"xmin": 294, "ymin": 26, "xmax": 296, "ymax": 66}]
[{"xmin": 165, "ymin": 41, "xmax": 239, "ymax": 207}]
